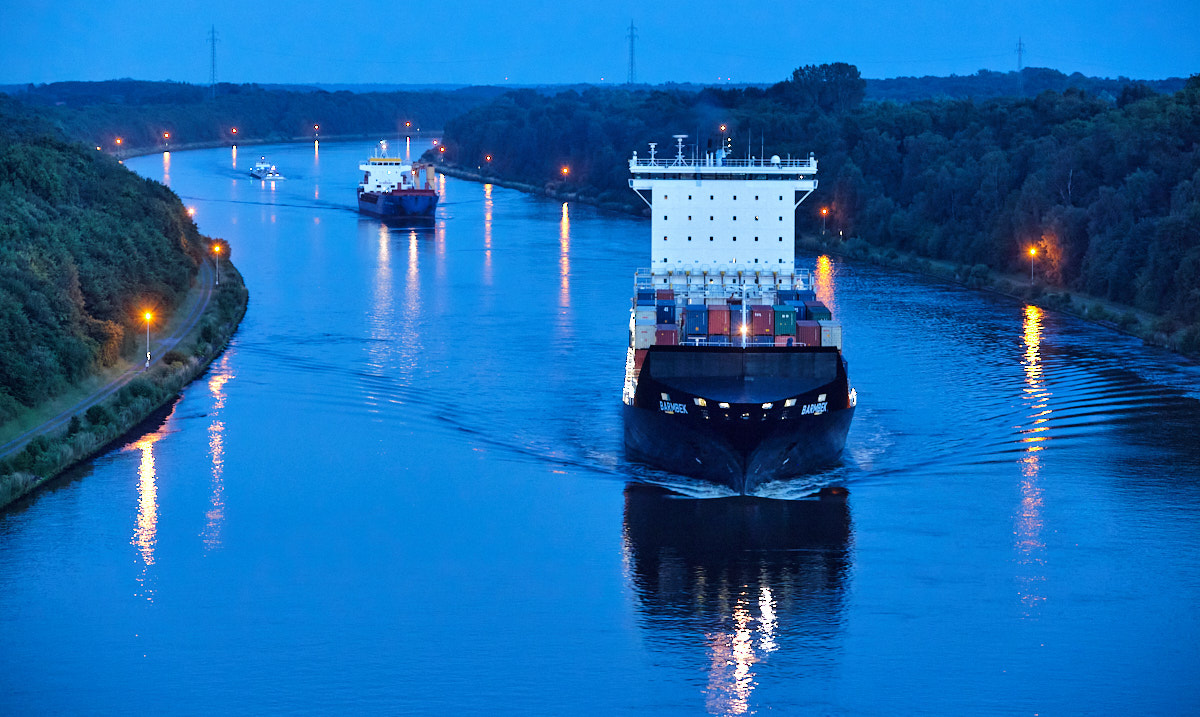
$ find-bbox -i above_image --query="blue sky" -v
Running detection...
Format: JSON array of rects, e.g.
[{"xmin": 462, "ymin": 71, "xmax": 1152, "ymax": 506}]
[{"xmin": 1, "ymin": 0, "xmax": 1196, "ymax": 85}]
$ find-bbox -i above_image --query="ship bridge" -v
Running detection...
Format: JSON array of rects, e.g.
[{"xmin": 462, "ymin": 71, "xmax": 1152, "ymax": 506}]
[{"xmin": 629, "ymin": 135, "xmax": 818, "ymax": 291}]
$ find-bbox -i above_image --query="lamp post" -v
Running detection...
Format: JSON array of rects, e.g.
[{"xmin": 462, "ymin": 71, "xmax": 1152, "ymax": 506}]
[
  {"xmin": 212, "ymin": 243, "xmax": 221, "ymax": 285},
  {"xmin": 821, "ymin": 207, "xmax": 828, "ymax": 235},
  {"xmin": 1029, "ymin": 247, "xmax": 1037, "ymax": 282},
  {"xmin": 144, "ymin": 312, "xmax": 152, "ymax": 368}
]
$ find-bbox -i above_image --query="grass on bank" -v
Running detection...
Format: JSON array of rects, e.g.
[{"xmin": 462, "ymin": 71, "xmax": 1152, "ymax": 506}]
[
  {"xmin": 802, "ymin": 233, "xmax": 1200, "ymax": 357},
  {"xmin": 0, "ymin": 261, "xmax": 249, "ymax": 509}
]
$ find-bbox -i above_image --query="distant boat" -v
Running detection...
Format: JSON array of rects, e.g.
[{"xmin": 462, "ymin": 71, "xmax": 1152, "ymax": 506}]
[
  {"xmin": 250, "ymin": 156, "xmax": 285, "ymax": 180},
  {"xmin": 356, "ymin": 140, "xmax": 438, "ymax": 218}
]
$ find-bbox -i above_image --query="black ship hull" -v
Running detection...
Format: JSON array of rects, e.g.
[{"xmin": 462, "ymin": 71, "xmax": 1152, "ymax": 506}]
[{"xmin": 623, "ymin": 345, "xmax": 854, "ymax": 494}]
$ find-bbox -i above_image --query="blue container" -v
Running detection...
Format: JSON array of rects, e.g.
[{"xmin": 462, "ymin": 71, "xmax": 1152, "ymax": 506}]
[
  {"xmin": 684, "ymin": 304, "xmax": 708, "ymax": 335},
  {"xmin": 637, "ymin": 289, "xmax": 654, "ymax": 301},
  {"xmin": 636, "ymin": 297, "xmax": 656, "ymax": 307},
  {"xmin": 796, "ymin": 289, "xmax": 816, "ymax": 302},
  {"xmin": 707, "ymin": 335, "xmax": 731, "ymax": 346},
  {"xmin": 778, "ymin": 289, "xmax": 798, "ymax": 302},
  {"xmin": 784, "ymin": 299, "xmax": 807, "ymax": 319},
  {"xmin": 656, "ymin": 303, "xmax": 676, "ymax": 325}
]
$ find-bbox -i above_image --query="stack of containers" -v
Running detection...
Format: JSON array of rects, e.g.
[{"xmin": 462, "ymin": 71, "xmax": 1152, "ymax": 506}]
[
  {"xmin": 634, "ymin": 300, "xmax": 657, "ymax": 349},
  {"xmin": 795, "ymin": 320, "xmax": 821, "ymax": 346},
  {"xmin": 772, "ymin": 304, "xmax": 797, "ymax": 346},
  {"xmin": 818, "ymin": 320, "xmax": 843, "ymax": 349},
  {"xmin": 803, "ymin": 300, "xmax": 831, "ymax": 322},
  {"xmin": 656, "ymin": 300, "xmax": 677, "ymax": 346},
  {"xmin": 708, "ymin": 303, "xmax": 730, "ymax": 345},
  {"xmin": 684, "ymin": 302, "xmax": 708, "ymax": 337},
  {"xmin": 749, "ymin": 305, "xmax": 774, "ymax": 346}
]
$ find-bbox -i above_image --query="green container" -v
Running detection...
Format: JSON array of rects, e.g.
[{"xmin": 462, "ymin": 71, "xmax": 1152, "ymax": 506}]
[{"xmin": 772, "ymin": 305, "xmax": 797, "ymax": 335}]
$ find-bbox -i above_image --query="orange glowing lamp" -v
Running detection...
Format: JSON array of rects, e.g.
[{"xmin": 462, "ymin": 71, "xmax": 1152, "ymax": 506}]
[
  {"xmin": 485, "ymin": 154, "xmax": 492, "ymax": 162},
  {"xmin": 561, "ymin": 166, "xmax": 570, "ymax": 176},
  {"xmin": 1029, "ymin": 247, "xmax": 1037, "ymax": 257},
  {"xmin": 144, "ymin": 311, "xmax": 153, "ymax": 323}
]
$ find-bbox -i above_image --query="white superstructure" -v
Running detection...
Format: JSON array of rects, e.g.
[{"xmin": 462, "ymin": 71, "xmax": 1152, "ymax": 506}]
[{"xmin": 628, "ymin": 135, "xmax": 817, "ymax": 291}]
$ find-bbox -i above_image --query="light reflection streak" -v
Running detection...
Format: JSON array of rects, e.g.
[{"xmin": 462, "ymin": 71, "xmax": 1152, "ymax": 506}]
[
  {"xmin": 231, "ymin": 145, "xmax": 237, "ymax": 169},
  {"xmin": 1015, "ymin": 304, "xmax": 1049, "ymax": 615},
  {"xmin": 705, "ymin": 595, "xmax": 765, "ymax": 715},
  {"xmin": 161, "ymin": 151, "xmax": 171, "ymax": 187},
  {"xmin": 814, "ymin": 254, "xmax": 836, "ymax": 313},
  {"xmin": 365, "ymin": 224, "xmax": 395, "ymax": 408},
  {"xmin": 125, "ymin": 415, "xmax": 173, "ymax": 601},
  {"xmin": 559, "ymin": 202, "xmax": 571, "ymax": 306},
  {"xmin": 483, "ymin": 183, "xmax": 494, "ymax": 285},
  {"xmin": 202, "ymin": 354, "xmax": 234, "ymax": 552}
]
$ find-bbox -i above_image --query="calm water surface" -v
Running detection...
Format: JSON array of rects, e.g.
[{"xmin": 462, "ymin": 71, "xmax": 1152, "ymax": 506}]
[{"xmin": 2, "ymin": 141, "xmax": 1199, "ymax": 714}]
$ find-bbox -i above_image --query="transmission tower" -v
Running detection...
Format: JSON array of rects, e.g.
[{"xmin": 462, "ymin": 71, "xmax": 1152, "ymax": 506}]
[
  {"xmin": 627, "ymin": 20, "xmax": 638, "ymax": 85},
  {"xmin": 1016, "ymin": 37, "xmax": 1025, "ymax": 96},
  {"xmin": 209, "ymin": 26, "xmax": 219, "ymax": 99}
]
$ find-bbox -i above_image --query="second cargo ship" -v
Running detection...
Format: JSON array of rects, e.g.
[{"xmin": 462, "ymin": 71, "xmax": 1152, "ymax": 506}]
[
  {"xmin": 623, "ymin": 135, "xmax": 856, "ymax": 494},
  {"xmin": 357, "ymin": 141, "xmax": 439, "ymax": 219}
]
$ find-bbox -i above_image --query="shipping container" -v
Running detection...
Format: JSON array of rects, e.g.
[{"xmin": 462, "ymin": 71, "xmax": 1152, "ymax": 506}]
[
  {"xmin": 655, "ymin": 289, "xmax": 675, "ymax": 301},
  {"xmin": 708, "ymin": 305, "xmax": 731, "ymax": 335},
  {"xmin": 750, "ymin": 305, "xmax": 774, "ymax": 335},
  {"xmin": 818, "ymin": 320, "xmax": 842, "ymax": 349},
  {"xmin": 706, "ymin": 335, "xmax": 731, "ymax": 346},
  {"xmin": 750, "ymin": 336, "xmax": 775, "ymax": 346},
  {"xmin": 636, "ymin": 289, "xmax": 654, "ymax": 302},
  {"xmin": 778, "ymin": 289, "xmax": 798, "ymax": 302},
  {"xmin": 772, "ymin": 305, "xmax": 797, "ymax": 335},
  {"xmin": 655, "ymin": 325, "xmax": 678, "ymax": 346},
  {"xmin": 633, "ymin": 348, "xmax": 648, "ymax": 371},
  {"xmin": 795, "ymin": 320, "xmax": 821, "ymax": 346},
  {"xmin": 635, "ymin": 307, "xmax": 656, "ymax": 324},
  {"xmin": 774, "ymin": 335, "xmax": 797, "ymax": 347},
  {"xmin": 796, "ymin": 289, "xmax": 816, "ymax": 302},
  {"xmin": 634, "ymin": 323, "xmax": 656, "ymax": 349},
  {"xmin": 656, "ymin": 303, "xmax": 676, "ymax": 325},
  {"xmin": 804, "ymin": 300, "xmax": 832, "ymax": 321},
  {"xmin": 684, "ymin": 304, "xmax": 708, "ymax": 335}
]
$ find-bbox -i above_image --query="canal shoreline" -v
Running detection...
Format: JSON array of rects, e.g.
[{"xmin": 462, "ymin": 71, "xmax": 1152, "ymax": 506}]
[
  {"xmin": 434, "ymin": 160, "xmax": 1197, "ymax": 360},
  {"xmin": 0, "ymin": 260, "xmax": 249, "ymax": 511}
]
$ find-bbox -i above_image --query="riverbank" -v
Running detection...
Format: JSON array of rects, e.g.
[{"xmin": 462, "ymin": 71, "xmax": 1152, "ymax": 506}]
[
  {"xmin": 114, "ymin": 132, "xmax": 443, "ymax": 161},
  {"xmin": 801, "ymin": 233, "xmax": 1200, "ymax": 357},
  {"xmin": 0, "ymin": 259, "xmax": 250, "ymax": 510},
  {"xmin": 434, "ymin": 162, "xmax": 644, "ymax": 215}
]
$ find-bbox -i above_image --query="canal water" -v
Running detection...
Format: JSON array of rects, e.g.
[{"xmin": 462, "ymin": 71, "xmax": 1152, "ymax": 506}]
[{"xmin": 2, "ymin": 141, "xmax": 1199, "ymax": 714}]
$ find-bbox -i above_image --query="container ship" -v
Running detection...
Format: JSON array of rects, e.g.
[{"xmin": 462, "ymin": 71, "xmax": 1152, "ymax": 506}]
[
  {"xmin": 622, "ymin": 135, "xmax": 856, "ymax": 494},
  {"xmin": 357, "ymin": 141, "xmax": 439, "ymax": 218}
]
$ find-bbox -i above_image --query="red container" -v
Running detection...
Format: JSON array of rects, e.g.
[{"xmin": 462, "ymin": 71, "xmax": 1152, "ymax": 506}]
[
  {"xmin": 656, "ymin": 289, "xmax": 675, "ymax": 301},
  {"xmin": 750, "ymin": 305, "xmax": 774, "ymax": 336},
  {"xmin": 774, "ymin": 335, "xmax": 797, "ymax": 346},
  {"xmin": 795, "ymin": 320, "xmax": 821, "ymax": 346},
  {"xmin": 708, "ymin": 306, "xmax": 731, "ymax": 335},
  {"xmin": 655, "ymin": 326, "xmax": 678, "ymax": 345},
  {"xmin": 633, "ymin": 349, "xmax": 648, "ymax": 371}
]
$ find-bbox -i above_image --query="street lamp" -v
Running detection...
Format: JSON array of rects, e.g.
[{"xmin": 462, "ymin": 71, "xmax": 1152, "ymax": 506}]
[
  {"xmin": 313, "ymin": 124, "xmax": 319, "ymax": 138},
  {"xmin": 821, "ymin": 207, "xmax": 828, "ymax": 235},
  {"xmin": 143, "ymin": 311, "xmax": 153, "ymax": 368},
  {"xmin": 163, "ymin": 132, "xmax": 170, "ymax": 149},
  {"xmin": 212, "ymin": 243, "xmax": 222, "ymax": 285},
  {"xmin": 1029, "ymin": 247, "xmax": 1037, "ymax": 282},
  {"xmin": 561, "ymin": 165, "xmax": 570, "ymax": 177}
]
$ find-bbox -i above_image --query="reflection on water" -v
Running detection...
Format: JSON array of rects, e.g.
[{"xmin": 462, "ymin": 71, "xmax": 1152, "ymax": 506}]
[
  {"xmin": 1016, "ymin": 305, "xmax": 1049, "ymax": 614},
  {"xmin": 483, "ymin": 183, "xmax": 494, "ymax": 285},
  {"xmin": 814, "ymin": 254, "xmax": 835, "ymax": 313},
  {"xmin": 366, "ymin": 224, "xmax": 396, "ymax": 406},
  {"xmin": 125, "ymin": 407, "xmax": 177, "ymax": 600},
  {"xmin": 203, "ymin": 354, "xmax": 234, "ymax": 552},
  {"xmin": 623, "ymin": 485, "xmax": 851, "ymax": 714},
  {"xmin": 161, "ymin": 151, "xmax": 171, "ymax": 187},
  {"xmin": 560, "ymin": 202, "xmax": 571, "ymax": 307},
  {"xmin": 231, "ymin": 145, "xmax": 237, "ymax": 169}
]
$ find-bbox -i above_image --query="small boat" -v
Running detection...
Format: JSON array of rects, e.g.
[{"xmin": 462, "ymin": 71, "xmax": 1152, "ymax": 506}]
[{"xmin": 250, "ymin": 156, "xmax": 285, "ymax": 180}]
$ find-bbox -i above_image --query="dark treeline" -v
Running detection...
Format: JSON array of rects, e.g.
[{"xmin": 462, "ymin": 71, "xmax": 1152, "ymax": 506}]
[
  {"xmin": 9, "ymin": 80, "xmax": 504, "ymax": 151},
  {"xmin": 866, "ymin": 67, "xmax": 1185, "ymax": 103},
  {"xmin": 0, "ymin": 96, "xmax": 204, "ymax": 423},
  {"xmin": 437, "ymin": 64, "xmax": 1200, "ymax": 346}
]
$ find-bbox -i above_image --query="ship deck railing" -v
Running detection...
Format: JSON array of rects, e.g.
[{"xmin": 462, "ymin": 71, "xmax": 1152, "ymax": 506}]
[{"xmin": 629, "ymin": 156, "xmax": 816, "ymax": 173}]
